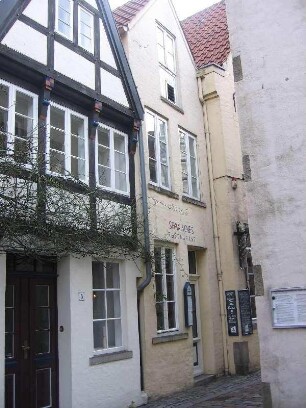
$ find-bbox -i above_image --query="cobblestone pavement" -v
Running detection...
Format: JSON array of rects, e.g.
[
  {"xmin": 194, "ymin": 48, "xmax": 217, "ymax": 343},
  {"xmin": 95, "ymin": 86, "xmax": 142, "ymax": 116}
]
[{"xmin": 144, "ymin": 371, "xmax": 262, "ymax": 407}]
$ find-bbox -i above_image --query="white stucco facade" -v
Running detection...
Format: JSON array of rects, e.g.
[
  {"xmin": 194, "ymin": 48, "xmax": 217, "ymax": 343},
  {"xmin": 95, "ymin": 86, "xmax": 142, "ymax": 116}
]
[{"xmin": 226, "ymin": 0, "xmax": 306, "ymax": 406}]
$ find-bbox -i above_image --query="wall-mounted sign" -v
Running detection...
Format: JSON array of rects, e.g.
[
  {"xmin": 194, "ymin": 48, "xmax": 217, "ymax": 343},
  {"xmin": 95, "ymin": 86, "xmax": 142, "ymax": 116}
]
[
  {"xmin": 238, "ymin": 290, "xmax": 253, "ymax": 335},
  {"xmin": 225, "ymin": 290, "xmax": 239, "ymax": 336},
  {"xmin": 271, "ymin": 287, "xmax": 306, "ymax": 328},
  {"xmin": 184, "ymin": 282, "xmax": 193, "ymax": 327},
  {"xmin": 168, "ymin": 221, "xmax": 195, "ymax": 243}
]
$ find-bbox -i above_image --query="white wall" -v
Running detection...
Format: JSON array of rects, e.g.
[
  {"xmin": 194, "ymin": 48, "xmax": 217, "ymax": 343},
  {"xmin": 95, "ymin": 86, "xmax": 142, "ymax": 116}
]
[
  {"xmin": 226, "ymin": 0, "xmax": 306, "ymax": 406},
  {"xmin": 57, "ymin": 255, "xmax": 144, "ymax": 408},
  {"xmin": 0, "ymin": 253, "xmax": 6, "ymax": 408}
]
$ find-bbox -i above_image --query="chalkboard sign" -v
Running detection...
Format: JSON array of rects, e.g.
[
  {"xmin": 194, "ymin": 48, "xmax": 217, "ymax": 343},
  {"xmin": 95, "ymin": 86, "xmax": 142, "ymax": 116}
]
[
  {"xmin": 238, "ymin": 290, "xmax": 253, "ymax": 335},
  {"xmin": 225, "ymin": 290, "xmax": 239, "ymax": 336}
]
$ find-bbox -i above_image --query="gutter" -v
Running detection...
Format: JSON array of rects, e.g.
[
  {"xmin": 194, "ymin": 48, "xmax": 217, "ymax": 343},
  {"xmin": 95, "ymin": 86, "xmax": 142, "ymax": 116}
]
[{"xmin": 197, "ymin": 76, "xmax": 230, "ymax": 375}]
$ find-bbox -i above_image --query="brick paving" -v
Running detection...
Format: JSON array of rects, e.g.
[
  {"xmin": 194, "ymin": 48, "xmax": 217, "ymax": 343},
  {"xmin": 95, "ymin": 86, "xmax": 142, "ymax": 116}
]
[{"xmin": 144, "ymin": 371, "xmax": 262, "ymax": 407}]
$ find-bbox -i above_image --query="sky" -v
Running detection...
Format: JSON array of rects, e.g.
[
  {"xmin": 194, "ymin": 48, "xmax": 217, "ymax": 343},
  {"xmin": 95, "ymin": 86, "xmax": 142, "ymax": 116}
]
[{"xmin": 108, "ymin": 0, "xmax": 220, "ymax": 20}]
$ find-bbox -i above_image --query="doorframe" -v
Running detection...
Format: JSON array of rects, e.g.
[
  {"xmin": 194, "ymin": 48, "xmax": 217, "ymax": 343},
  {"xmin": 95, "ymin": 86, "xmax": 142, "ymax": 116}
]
[{"xmin": 4, "ymin": 253, "xmax": 59, "ymax": 408}]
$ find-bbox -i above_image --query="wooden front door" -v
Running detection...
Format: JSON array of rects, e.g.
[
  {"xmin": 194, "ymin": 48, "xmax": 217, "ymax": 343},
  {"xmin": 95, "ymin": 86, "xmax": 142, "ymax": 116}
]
[{"xmin": 5, "ymin": 260, "xmax": 58, "ymax": 408}]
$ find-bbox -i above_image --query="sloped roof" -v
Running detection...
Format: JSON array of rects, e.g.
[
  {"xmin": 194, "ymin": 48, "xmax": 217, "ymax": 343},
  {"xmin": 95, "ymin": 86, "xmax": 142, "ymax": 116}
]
[
  {"xmin": 113, "ymin": 0, "xmax": 150, "ymax": 27},
  {"xmin": 181, "ymin": 0, "xmax": 230, "ymax": 69}
]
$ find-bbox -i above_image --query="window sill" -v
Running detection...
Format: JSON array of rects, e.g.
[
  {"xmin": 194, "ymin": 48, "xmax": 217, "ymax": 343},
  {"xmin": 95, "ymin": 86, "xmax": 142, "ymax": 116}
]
[
  {"xmin": 148, "ymin": 183, "xmax": 179, "ymax": 199},
  {"xmin": 152, "ymin": 332, "xmax": 188, "ymax": 345},
  {"xmin": 89, "ymin": 349, "xmax": 133, "ymax": 366},
  {"xmin": 182, "ymin": 195, "xmax": 206, "ymax": 208},
  {"xmin": 160, "ymin": 96, "xmax": 184, "ymax": 114}
]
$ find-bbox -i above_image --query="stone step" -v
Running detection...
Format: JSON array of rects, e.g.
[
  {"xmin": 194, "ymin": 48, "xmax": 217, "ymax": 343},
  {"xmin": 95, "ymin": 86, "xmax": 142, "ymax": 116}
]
[{"xmin": 194, "ymin": 373, "xmax": 216, "ymax": 386}]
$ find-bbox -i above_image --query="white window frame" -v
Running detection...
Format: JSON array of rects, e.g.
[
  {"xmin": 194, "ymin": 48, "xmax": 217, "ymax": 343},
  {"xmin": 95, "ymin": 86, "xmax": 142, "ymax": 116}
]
[
  {"xmin": 92, "ymin": 261, "xmax": 124, "ymax": 354},
  {"xmin": 145, "ymin": 109, "xmax": 171, "ymax": 190},
  {"xmin": 154, "ymin": 246, "xmax": 178, "ymax": 333},
  {"xmin": 55, "ymin": 0, "xmax": 73, "ymax": 41},
  {"xmin": 46, "ymin": 102, "xmax": 89, "ymax": 183},
  {"xmin": 78, "ymin": 5, "xmax": 94, "ymax": 53},
  {"xmin": 0, "ymin": 78, "xmax": 38, "ymax": 167},
  {"xmin": 95, "ymin": 124, "xmax": 129, "ymax": 195},
  {"xmin": 156, "ymin": 24, "xmax": 177, "ymax": 104},
  {"xmin": 179, "ymin": 129, "xmax": 200, "ymax": 199}
]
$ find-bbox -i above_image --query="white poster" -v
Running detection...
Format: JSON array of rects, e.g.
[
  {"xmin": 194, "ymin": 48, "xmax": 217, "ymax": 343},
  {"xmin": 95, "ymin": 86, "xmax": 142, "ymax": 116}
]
[{"xmin": 271, "ymin": 288, "xmax": 306, "ymax": 328}]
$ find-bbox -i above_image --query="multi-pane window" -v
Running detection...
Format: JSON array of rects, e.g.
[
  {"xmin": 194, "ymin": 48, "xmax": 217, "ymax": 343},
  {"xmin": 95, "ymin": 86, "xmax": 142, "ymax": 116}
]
[
  {"xmin": 157, "ymin": 25, "xmax": 177, "ymax": 104},
  {"xmin": 179, "ymin": 129, "xmax": 199, "ymax": 199},
  {"xmin": 47, "ymin": 104, "xmax": 88, "ymax": 182},
  {"xmin": 78, "ymin": 6, "xmax": 94, "ymax": 53},
  {"xmin": 96, "ymin": 125, "xmax": 129, "ymax": 194},
  {"xmin": 56, "ymin": 0, "xmax": 73, "ymax": 40},
  {"xmin": 92, "ymin": 262, "xmax": 122, "ymax": 351},
  {"xmin": 0, "ymin": 79, "xmax": 37, "ymax": 163},
  {"xmin": 56, "ymin": 1, "xmax": 94, "ymax": 53},
  {"xmin": 146, "ymin": 110, "xmax": 170, "ymax": 189},
  {"xmin": 155, "ymin": 247, "xmax": 177, "ymax": 332}
]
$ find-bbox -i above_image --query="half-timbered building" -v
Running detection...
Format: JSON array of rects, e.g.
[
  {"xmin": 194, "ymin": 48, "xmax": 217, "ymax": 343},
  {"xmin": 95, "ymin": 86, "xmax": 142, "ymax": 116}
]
[{"xmin": 0, "ymin": 1, "xmax": 146, "ymax": 407}]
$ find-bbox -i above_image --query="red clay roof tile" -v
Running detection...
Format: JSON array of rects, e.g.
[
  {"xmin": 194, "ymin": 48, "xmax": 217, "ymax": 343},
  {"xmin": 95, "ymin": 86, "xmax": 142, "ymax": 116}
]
[
  {"xmin": 113, "ymin": 0, "xmax": 150, "ymax": 26},
  {"xmin": 181, "ymin": 0, "xmax": 230, "ymax": 68}
]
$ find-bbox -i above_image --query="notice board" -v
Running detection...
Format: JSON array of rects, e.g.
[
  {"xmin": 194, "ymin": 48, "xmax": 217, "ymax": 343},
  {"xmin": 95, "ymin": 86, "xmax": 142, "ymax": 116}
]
[
  {"xmin": 238, "ymin": 290, "xmax": 253, "ymax": 335},
  {"xmin": 271, "ymin": 287, "xmax": 306, "ymax": 328},
  {"xmin": 225, "ymin": 290, "xmax": 239, "ymax": 336}
]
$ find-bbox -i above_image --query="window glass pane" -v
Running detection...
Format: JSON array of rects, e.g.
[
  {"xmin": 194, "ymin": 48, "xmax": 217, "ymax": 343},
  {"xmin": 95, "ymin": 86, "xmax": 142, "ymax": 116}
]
[
  {"xmin": 155, "ymin": 274, "xmax": 163, "ymax": 298},
  {"xmin": 107, "ymin": 319, "xmax": 122, "ymax": 348},
  {"xmin": 154, "ymin": 247, "xmax": 162, "ymax": 273},
  {"xmin": 80, "ymin": 21, "xmax": 91, "ymax": 38},
  {"xmin": 14, "ymin": 138, "xmax": 30, "ymax": 163},
  {"xmin": 93, "ymin": 291, "xmax": 105, "ymax": 319},
  {"xmin": 15, "ymin": 115, "xmax": 33, "ymax": 140},
  {"xmin": 71, "ymin": 115, "xmax": 84, "ymax": 137},
  {"xmin": 36, "ymin": 309, "xmax": 50, "ymax": 330},
  {"xmin": 5, "ymin": 309, "xmax": 14, "ymax": 333},
  {"xmin": 188, "ymin": 251, "xmax": 197, "ymax": 274},
  {"xmin": 192, "ymin": 177, "xmax": 198, "ymax": 198},
  {"xmin": 168, "ymin": 302, "xmax": 176, "ymax": 329},
  {"xmin": 165, "ymin": 248, "xmax": 173, "ymax": 274},
  {"xmin": 146, "ymin": 113, "xmax": 155, "ymax": 141},
  {"xmin": 98, "ymin": 127, "xmax": 109, "ymax": 147},
  {"xmin": 157, "ymin": 44, "xmax": 165, "ymax": 65},
  {"xmin": 80, "ymin": 35, "xmax": 92, "ymax": 51},
  {"xmin": 80, "ymin": 7, "xmax": 92, "ymax": 25},
  {"xmin": 59, "ymin": 7, "xmax": 70, "ymax": 24},
  {"xmin": 36, "ymin": 368, "xmax": 51, "ymax": 408},
  {"xmin": 71, "ymin": 157, "xmax": 85, "ymax": 180},
  {"xmin": 115, "ymin": 151, "xmax": 126, "ymax": 172},
  {"xmin": 160, "ymin": 142, "xmax": 168, "ymax": 165},
  {"xmin": 58, "ymin": 20, "xmax": 71, "ymax": 38},
  {"xmin": 149, "ymin": 159, "xmax": 157, "ymax": 183},
  {"xmin": 15, "ymin": 91, "xmax": 33, "ymax": 117},
  {"xmin": 93, "ymin": 262, "xmax": 105, "ymax": 289},
  {"xmin": 0, "ymin": 84, "xmax": 9, "ymax": 108},
  {"xmin": 166, "ymin": 274, "xmax": 174, "ymax": 301},
  {"xmin": 35, "ymin": 331, "xmax": 50, "ymax": 354},
  {"xmin": 50, "ymin": 106, "xmax": 65, "ymax": 130},
  {"xmin": 50, "ymin": 127, "xmax": 65, "ymax": 152},
  {"xmin": 148, "ymin": 135, "xmax": 156, "ymax": 159},
  {"xmin": 36, "ymin": 286, "xmax": 49, "ymax": 307},
  {"xmin": 93, "ymin": 320, "xmax": 106, "ymax": 349},
  {"xmin": 50, "ymin": 150, "xmax": 65, "ymax": 174},
  {"xmin": 71, "ymin": 135, "xmax": 85, "ymax": 159},
  {"xmin": 106, "ymin": 263, "xmax": 120, "ymax": 288},
  {"xmin": 98, "ymin": 145, "xmax": 110, "ymax": 167},
  {"xmin": 189, "ymin": 136, "xmax": 196, "ymax": 156},
  {"xmin": 0, "ymin": 109, "xmax": 8, "ymax": 134},
  {"xmin": 59, "ymin": 0, "xmax": 71, "ymax": 11},
  {"xmin": 5, "ymin": 285, "xmax": 14, "ymax": 308},
  {"xmin": 158, "ymin": 120, "xmax": 166, "ymax": 143},
  {"xmin": 156, "ymin": 303, "xmax": 164, "ymax": 331},
  {"xmin": 5, "ymin": 374, "xmax": 15, "ymax": 408},
  {"xmin": 157, "ymin": 27, "xmax": 164, "ymax": 46},
  {"xmin": 98, "ymin": 166, "xmax": 111, "ymax": 187},
  {"xmin": 5, "ymin": 333, "xmax": 13, "ymax": 358},
  {"xmin": 107, "ymin": 291, "xmax": 121, "ymax": 318},
  {"xmin": 161, "ymin": 164, "xmax": 169, "ymax": 187},
  {"xmin": 115, "ymin": 171, "xmax": 127, "ymax": 192},
  {"xmin": 114, "ymin": 133, "xmax": 125, "ymax": 153},
  {"xmin": 190, "ymin": 157, "xmax": 197, "ymax": 177}
]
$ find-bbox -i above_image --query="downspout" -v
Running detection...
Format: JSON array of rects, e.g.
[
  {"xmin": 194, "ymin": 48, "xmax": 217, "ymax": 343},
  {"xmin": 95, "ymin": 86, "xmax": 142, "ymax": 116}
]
[
  {"xmin": 197, "ymin": 76, "xmax": 230, "ymax": 375},
  {"xmin": 136, "ymin": 123, "xmax": 152, "ymax": 391}
]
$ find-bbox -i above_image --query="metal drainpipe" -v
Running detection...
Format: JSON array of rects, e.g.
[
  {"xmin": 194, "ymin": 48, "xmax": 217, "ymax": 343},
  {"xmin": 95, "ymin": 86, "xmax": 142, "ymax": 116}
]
[
  {"xmin": 136, "ymin": 124, "xmax": 152, "ymax": 390},
  {"xmin": 197, "ymin": 77, "xmax": 230, "ymax": 375}
]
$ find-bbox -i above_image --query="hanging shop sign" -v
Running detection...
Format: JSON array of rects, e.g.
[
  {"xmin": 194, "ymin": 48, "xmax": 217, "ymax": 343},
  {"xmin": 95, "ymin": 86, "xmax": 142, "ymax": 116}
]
[
  {"xmin": 238, "ymin": 290, "xmax": 253, "ymax": 335},
  {"xmin": 225, "ymin": 290, "xmax": 239, "ymax": 336}
]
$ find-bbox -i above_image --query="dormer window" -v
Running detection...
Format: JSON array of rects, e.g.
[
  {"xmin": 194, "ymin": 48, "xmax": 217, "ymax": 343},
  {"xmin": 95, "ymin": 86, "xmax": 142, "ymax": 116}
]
[
  {"xmin": 56, "ymin": 1, "xmax": 94, "ymax": 54},
  {"xmin": 157, "ymin": 25, "xmax": 177, "ymax": 104}
]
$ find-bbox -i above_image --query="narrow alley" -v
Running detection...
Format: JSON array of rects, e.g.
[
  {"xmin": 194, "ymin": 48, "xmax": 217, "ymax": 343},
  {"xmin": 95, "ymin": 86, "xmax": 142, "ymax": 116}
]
[{"xmin": 144, "ymin": 371, "xmax": 262, "ymax": 407}]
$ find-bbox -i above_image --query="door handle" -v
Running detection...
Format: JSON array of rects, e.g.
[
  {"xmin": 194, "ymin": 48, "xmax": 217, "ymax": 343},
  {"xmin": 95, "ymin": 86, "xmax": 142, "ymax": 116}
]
[{"xmin": 21, "ymin": 340, "xmax": 30, "ymax": 360}]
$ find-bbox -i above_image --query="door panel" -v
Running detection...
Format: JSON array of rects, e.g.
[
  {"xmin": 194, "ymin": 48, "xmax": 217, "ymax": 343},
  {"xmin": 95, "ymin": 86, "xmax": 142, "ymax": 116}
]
[{"xmin": 5, "ymin": 274, "xmax": 58, "ymax": 408}]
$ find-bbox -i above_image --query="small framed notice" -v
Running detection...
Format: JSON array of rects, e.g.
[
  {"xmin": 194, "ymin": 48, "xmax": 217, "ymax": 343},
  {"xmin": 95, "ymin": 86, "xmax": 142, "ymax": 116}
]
[{"xmin": 271, "ymin": 287, "xmax": 306, "ymax": 328}]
